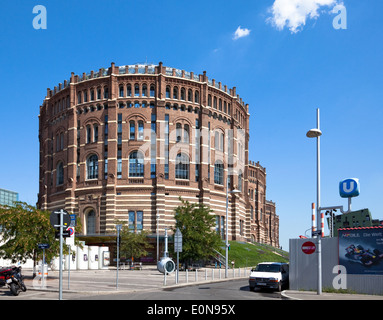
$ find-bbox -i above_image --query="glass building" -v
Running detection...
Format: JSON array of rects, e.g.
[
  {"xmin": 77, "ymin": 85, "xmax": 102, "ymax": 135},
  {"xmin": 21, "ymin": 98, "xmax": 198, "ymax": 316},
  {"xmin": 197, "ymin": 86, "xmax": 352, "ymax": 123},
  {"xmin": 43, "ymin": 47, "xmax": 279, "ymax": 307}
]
[{"xmin": 0, "ymin": 188, "xmax": 19, "ymax": 206}]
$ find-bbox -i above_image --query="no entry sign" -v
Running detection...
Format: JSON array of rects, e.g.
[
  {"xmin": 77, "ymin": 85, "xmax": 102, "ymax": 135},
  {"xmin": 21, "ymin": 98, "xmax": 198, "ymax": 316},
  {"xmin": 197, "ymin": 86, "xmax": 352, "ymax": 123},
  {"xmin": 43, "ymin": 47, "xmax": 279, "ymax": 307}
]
[{"xmin": 302, "ymin": 241, "xmax": 316, "ymax": 254}]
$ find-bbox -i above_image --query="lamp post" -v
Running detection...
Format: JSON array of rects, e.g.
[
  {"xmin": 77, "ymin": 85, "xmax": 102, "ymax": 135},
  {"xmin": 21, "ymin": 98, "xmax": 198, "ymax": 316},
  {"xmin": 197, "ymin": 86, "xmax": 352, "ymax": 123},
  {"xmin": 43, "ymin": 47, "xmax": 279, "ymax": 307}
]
[
  {"xmin": 156, "ymin": 209, "xmax": 160, "ymax": 262},
  {"xmin": 306, "ymin": 108, "xmax": 322, "ymax": 295},
  {"xmin": 116, "ymin": 224, "xmax": 122, "ymax": 290},
  {"xmin": 225, "ymin": 176, "xmax": 241, "ymax": 278}
]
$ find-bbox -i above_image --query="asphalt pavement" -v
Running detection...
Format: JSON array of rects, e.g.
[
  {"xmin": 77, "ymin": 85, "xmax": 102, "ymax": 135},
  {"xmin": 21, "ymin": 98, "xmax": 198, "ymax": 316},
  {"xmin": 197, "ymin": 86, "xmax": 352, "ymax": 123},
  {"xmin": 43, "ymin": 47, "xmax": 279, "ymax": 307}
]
[{"xmin": 20, "ymin": 266, "xmax": 383, "ymax": 300}]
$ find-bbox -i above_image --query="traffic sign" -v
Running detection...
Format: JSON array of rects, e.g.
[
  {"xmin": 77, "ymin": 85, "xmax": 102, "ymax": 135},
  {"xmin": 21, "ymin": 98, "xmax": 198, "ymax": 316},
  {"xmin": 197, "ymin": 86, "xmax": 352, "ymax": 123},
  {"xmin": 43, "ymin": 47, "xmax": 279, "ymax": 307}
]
[
  {"xmin": 50, "ymin": 209, "xmax": 71, "ymax": 229},
  {"xmin": 67, "ymin": 227, "xmax": 74, "ymax": 236},
  {"xmin": 174, "ymin": 228, "xmax": 182, "ymax": 253},
  {"xmin": 69, "ymin": 214, "xmax": 77, "ymax": 227},
  {"xmin": 55, "ymin": 230, "xmax": 71, "ymax": 238},
  {"xmin": 302, "ymin": 241, "xmax": 316, "ymax": 255},
  {"xmin": 312, "ymin": 230, "xmax": 322, "ymax": 237},
  {"xmin": 339, "ymin": 178, "xmax": 360, "ymax": 198}
]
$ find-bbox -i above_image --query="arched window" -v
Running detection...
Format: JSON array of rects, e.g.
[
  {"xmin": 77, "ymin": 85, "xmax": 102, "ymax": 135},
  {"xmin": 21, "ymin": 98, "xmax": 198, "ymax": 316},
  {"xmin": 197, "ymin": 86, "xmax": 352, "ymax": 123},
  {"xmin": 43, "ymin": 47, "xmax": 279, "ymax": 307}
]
[
  {"xmin": 119, "ymin": 85, "xmax": 124, "ymax": 97},
  {"xmin": 208, "ymin": 94, "xmax": 212, "ymax": 107},
  {"xmin": 103, "ymin": 87, "xmax": 109, "ymax": 99},
  {"xmin": 142, "ymin": 84, "xmax": 147, "ymax": 97},
  {"xmin": 173, "ymin": 87, "xmax": 178, "ymax": 99},
  {"xmin": 183, "ymin": 124, "xmax": 189, "ymax": 143},
  {"xmin": 134, "ymin": 84, "xmax": 140, "ymax": 97},
  {"xmin": 238, "ymin": 170, "xmax": 243, "ymax": 192},
  {"xmin": 129, "ymin": 151, "xmax": 144, "ymax": 177},
  {"xmin": 56, "ymin": 162, "xmax": 64, "ymax": 185},
  {"xmin": 129, "ymin": 121, "xmax": 135, "ymax": 140},
  {"xmin": 180, "ymin": 87, "xmax": 185, "ymax": 100},
  {"xmin": 87, "ymin": 155, "xmax": 98, "ymax": 179},
  {"xmin": 150, "ymin": 85, "xmax": 155, "ymax": 97},
  {"xmin": 127, "ymin": 84, "xmax": 132, "ymax": 97},
  {"xmin": 83, "ymin": 90, "xmax": 88, "ymax": 103},
  {"xmin": 214, "ymin": 161, "xmax": 224, "ymax": 185},
  {"xmin": 176, "ymin": 123, "xmax": 182, "ymax": 143},
  {"xmin": 195, "ymin": 91, "xmax": 199, "ymax": 103},
  {"xmin": 166, "ymin": 86, "xmax": 170, "ymax": 98},
  {"xmin": 86, "ymin": 125, "xmax": 91, "ymax": 144},
  {"xmin": 188, "ymin": 89, "xmax": 192, "ymax": 102},
  {"xmin": 214, "ymin": 130, "xmax": 224, "ymax": 151},
  {"xmin": 138, "ymin": 120, "xmax": 144, "ymax": 141},
  {"xmin": 93, "ymin": 124, "xmax": 98, "ymax": 142},
  {"xmin": 175, "ymin": 153, "xmax": 189, "ymax": 179},
  {"xmin": 86, "ymin": 210, "xmax": 96, "ymax": 235}
]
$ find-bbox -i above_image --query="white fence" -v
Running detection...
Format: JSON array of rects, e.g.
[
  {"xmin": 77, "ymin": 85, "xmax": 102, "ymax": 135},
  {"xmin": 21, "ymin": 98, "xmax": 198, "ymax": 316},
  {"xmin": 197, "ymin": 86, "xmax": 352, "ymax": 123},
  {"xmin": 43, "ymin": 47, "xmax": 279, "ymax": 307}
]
[{"xmin": 163, "ymin": 267, "xmax": 251, "ymax": 286}]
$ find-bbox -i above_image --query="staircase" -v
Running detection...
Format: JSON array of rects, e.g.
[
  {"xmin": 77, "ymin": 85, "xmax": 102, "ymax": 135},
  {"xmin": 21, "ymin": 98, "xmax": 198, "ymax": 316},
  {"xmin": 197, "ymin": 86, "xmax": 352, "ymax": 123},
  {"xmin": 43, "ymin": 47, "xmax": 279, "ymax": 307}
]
[{"xmin": 212, "ymin": 249, "xmax": 230, "ymax": 268}]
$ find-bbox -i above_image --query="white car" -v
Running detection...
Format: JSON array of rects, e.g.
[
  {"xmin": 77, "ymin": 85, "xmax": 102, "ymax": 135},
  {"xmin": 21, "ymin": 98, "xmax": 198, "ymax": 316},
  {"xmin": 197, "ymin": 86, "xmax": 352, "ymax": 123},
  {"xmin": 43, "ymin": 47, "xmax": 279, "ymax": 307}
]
[{"xmin": 249, "ymin": 262, "xmax": 289, "ymax": 292}]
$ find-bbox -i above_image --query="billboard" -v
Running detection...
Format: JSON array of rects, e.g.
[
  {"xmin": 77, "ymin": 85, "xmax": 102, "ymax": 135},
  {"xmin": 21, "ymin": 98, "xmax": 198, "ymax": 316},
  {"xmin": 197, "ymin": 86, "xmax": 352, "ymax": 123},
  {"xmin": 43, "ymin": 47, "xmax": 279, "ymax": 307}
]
[{"xmin": 339, "ymin": 227, "xmax": 383, "ymax": 275}]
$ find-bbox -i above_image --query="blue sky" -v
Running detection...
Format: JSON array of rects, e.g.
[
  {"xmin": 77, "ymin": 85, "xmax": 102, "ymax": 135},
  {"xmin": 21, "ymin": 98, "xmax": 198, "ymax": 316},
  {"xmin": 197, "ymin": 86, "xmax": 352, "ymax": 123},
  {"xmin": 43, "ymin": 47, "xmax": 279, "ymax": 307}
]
[{"xmin": 0, "ymin": 0, "xmax": 382, "ymax": 250}]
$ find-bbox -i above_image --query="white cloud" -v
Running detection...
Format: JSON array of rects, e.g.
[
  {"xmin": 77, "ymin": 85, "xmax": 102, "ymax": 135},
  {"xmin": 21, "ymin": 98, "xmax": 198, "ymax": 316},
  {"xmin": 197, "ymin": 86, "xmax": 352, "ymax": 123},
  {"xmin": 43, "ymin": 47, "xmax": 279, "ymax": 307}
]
[
  {"xmin": 267, "ymin": 0, "xmax": 341, "ymax": 33},
  {"xmin": 233, "ymin": 26, "xmax": 251, "ymax": 40}
]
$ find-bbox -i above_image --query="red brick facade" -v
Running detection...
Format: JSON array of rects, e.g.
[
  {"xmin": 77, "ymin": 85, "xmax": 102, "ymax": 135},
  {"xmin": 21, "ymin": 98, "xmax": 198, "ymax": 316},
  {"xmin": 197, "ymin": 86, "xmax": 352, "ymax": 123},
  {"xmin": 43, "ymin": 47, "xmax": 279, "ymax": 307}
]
[{"xmin": 38, "ymin": 62, "xmax": 279, "ymax": 247}]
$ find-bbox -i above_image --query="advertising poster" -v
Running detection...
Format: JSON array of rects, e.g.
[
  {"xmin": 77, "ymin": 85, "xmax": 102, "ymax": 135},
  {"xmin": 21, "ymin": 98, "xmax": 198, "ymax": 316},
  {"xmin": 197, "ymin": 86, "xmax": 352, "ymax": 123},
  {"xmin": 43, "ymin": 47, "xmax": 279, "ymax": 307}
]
[{"xmin": 339, "ymin": 227, "xmax": 383, "ymax": 275}]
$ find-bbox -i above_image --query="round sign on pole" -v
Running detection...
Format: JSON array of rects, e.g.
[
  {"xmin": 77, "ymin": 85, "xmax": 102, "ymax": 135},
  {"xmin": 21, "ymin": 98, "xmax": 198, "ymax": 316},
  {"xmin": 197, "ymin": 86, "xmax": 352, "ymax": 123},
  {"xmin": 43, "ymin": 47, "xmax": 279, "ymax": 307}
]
[
  {"xmin": 302, "ymin": 241, "xmax": 316, "ymax": 254},
  {"xmin": 68, "ymin": 227, "xmax": 74, "ymax": 236}
]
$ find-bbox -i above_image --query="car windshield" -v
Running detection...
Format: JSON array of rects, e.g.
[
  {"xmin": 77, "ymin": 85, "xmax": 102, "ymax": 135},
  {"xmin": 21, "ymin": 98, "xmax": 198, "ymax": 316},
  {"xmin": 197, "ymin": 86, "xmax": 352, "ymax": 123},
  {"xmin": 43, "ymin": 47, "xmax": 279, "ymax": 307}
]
[{"xmin": 254, "ymin": 264, "xmax": 281, "ymax": 273}]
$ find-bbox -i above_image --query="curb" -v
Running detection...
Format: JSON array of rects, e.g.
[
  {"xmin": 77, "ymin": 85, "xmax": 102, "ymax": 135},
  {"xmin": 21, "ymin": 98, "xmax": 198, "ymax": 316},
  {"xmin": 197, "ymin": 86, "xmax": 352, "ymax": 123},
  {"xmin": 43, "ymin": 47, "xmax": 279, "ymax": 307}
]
[{"xmin": 281, "ymin": 290, "xmax": 301, "ymax": 300}]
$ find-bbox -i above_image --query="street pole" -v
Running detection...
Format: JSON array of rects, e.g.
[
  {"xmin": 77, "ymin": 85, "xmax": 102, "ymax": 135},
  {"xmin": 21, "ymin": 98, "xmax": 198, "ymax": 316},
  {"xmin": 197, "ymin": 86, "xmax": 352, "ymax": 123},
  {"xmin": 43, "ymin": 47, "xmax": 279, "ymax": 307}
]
[
  {"xmin": 59, "ymin": 209, "xmax": 63, "ymax": 300},
  {"xmin": 156, "ymin": 210, "xmax": 159, "ymax": 262},
  {"xmin": 225, "ymin": 176, "xmax": 229, "ymax": 278},
  {"xmin": 116, "ymin": 224, "xmax": 122, "ymax": 290},
  {"xmin": 307, "ymin": 108, "xmax": 323, "ymax": 295},
  {"xmin": 316, "ymin": 108, "xmax": 322, "ymax": 295},
  {"xmin": 42, "ymin": 248, "xmax": 45, "ymax": 289}
]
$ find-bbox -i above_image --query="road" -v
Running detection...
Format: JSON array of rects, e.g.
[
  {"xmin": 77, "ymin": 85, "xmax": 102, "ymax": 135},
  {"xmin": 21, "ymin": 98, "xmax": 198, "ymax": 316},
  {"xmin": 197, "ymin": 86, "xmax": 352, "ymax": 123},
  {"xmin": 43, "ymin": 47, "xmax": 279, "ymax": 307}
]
[
  {"xmin": 80, "ymin": 279, "xmax": 282, "ymax": 300},
  {"xmin": 0, "ymin": 279, "xmax": 282, "ymax": 301}
]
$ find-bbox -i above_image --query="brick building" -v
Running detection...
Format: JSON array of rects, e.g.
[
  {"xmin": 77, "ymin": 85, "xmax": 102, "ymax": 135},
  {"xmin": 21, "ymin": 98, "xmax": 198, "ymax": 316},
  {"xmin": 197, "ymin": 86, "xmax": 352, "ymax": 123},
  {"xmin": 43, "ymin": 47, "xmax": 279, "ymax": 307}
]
[{"xmin": 38, "ymin": 62, "xmax": 279, "ymax": 249}]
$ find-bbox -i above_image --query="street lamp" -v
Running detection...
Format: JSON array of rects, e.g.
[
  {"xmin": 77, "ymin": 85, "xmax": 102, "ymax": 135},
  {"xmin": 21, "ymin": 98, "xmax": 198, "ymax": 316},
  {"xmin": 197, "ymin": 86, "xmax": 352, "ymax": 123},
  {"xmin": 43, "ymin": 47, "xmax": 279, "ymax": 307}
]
[
  {"xmin": 156, "ymin": 210, "xmax": 160, "ymax": 262},
  {"xmin": 306, "ymin": 108, "xmax": 322, "ymax": 295},
  {"xmin": 116, "ymin": 224, "xmax": 122, "ymax": 289},
  {"xmin": 225, "ymin": 176, "xmax": 241, "ymax": 278}
]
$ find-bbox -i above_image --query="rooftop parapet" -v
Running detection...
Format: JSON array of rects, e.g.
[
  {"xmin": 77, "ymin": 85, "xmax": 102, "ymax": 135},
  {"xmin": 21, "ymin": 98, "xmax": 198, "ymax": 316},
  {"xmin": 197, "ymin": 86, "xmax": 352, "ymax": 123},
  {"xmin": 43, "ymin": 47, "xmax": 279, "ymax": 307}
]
[{"xmin": 45, "ymin": 62, "xmax": 247, "ymax": 108}]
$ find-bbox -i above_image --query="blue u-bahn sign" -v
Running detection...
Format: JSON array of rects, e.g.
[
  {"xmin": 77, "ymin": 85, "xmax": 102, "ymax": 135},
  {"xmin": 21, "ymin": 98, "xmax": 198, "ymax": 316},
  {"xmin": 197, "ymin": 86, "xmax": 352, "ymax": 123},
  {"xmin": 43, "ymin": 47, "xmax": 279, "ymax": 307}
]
[{"xmin": 339, "ymin": 178, "xmax": 360, "ymax": 198}]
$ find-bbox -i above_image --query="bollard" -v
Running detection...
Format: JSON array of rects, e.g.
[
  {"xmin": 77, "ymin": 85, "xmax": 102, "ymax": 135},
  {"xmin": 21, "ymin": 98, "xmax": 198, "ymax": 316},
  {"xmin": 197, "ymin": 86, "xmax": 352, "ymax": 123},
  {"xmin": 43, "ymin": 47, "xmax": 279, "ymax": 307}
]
[
  {"xmin": 205, "ymin": 269, "xmax": 207, "ymax": 281},
  {"xmin": 186, "ymin": 269, "xmax": 188, "ymax": 283},
  {"xmin": 212, "ymin": 269, "xmax": 214, "ymax": 281},
  {"xmin": 195, "ymin": 269, "xmax": 198, "ymax": 282}
]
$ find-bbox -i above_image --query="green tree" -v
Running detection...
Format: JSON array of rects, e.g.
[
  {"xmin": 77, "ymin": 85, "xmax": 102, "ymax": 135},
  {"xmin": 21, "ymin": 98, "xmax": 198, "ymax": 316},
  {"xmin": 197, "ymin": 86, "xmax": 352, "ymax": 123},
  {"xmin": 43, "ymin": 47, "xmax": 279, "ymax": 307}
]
[
  {"xmin": 173, "ymin": 198, "xmax": 222, "ymax": 267},
  {"xmin": 118, "ymin": 223, "xmax": 152, "ymax": 262},
  {"xmin": 0, "ymin": 202, "xmax": 81, "ymax": 270}
]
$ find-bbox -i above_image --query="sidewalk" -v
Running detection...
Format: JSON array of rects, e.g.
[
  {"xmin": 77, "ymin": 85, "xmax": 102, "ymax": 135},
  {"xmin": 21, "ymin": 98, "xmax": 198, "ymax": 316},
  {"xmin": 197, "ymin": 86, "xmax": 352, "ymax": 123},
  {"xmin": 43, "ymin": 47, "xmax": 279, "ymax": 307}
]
[
  {"xmin": 281, "ymin": 290, "xmax": 383, "ymax": 300},
  {"xmin": 23, "ymin": 266, "xmax": 249, "ymax": 295},
  {"xmin": 23, "ymin": 267, "xmax": 383, "ymax": 300}
]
